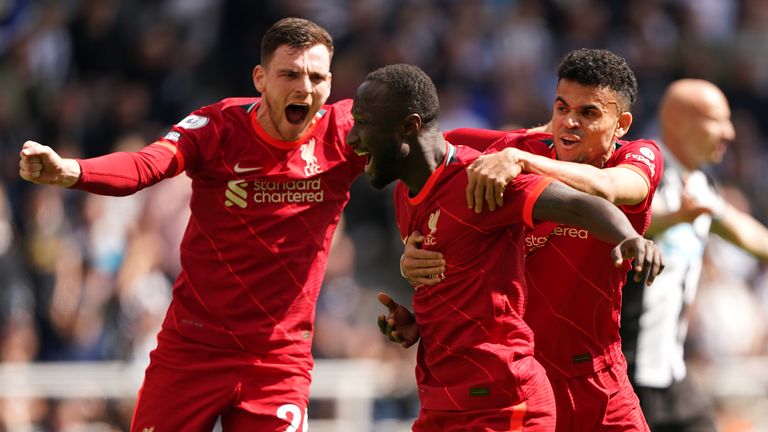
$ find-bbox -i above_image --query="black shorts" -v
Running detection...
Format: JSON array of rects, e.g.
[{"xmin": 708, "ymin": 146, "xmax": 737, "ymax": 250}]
[{"xmin": 633, "ymin": 374, "xmax": 717, "ymax": 432}]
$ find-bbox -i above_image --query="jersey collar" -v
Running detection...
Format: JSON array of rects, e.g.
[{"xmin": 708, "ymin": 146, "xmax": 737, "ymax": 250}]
[
  {"xmin": 407, "ymin": 142, "xmax": 456, "ymax": 206},
  {"xmin": 249, "ymin": 102, "xmax": 320, "ymax": 149}
]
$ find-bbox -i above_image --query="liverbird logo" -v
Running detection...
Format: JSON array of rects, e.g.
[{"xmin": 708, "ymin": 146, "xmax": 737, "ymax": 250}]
[
  {"xmin": 424, "ymin": 209, "xmax": 445, "ymax": 282},
  {"xmin": 424, "ymin": 209, "xmax": 440, "ymax": 246},
  {"xmin": 300, "ymin": 138, "xmax": 322, "ymax": 177}
]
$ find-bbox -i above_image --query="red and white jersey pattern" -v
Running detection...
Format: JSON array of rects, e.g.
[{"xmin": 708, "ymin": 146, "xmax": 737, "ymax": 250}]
[
  {"xmin": 516, "ymin": 135, "xmax": 663, "ymax": 380},
  {"xmin": 78, "ymin": 97, "xmax": 365, "ymax": 369},
  {"xmin": 394, "ymin": 142, "xmax": 553, "ymax": 411},
  {"xmin": 450, "ymin": 129, "xmax": 663, "ymax": 380},
  {"xmin": 165, "ymin": 98, "xmax": 364, "ymax": 365}
]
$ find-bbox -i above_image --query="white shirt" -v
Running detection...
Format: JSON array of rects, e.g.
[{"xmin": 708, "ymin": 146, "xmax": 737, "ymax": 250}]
[{"xmin": 633, "ymin": 144, "xmax": 726, "ymax": 388}]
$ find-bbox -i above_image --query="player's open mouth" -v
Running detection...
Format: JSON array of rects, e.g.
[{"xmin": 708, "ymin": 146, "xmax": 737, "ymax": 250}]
[
  {"xmin": 285, "ymin": 104, "xmax": 309, "ymax": 125},
  {"xmin": 559, "ymin": 136, "xmax": 580, "ymax": 148},
  {"xmin": 354, "ymin": 148, "xmax": 373, "ymax": 172}
]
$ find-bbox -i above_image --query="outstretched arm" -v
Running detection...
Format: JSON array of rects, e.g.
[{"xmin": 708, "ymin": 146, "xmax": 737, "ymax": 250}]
[
  {"xmin": 534, "ymin": 181, "xmax": 664, "ymax": 284},
  {"xmin": 711, "ymin": 206, "xmax": 768, "ymax": 261},
  {"xmin": 467, "ymin": 147, "xmax": 650, "ymax": 212},
  {"xmin": 645, "ymin": 186, "xmax": 713, "ymax": 237},
  {"xmin": 19, "ymin": 140, "xmax": 181, "ymax": 196}
]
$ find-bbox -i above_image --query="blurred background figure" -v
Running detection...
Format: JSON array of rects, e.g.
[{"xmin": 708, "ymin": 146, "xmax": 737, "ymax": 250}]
[
  {"xmin": 2, "ymin": 1, "xmax": 768, "ymax": 430},
  {"xmin": 622, "ymin": 79, "xmax": 768, "ymax": 432}
]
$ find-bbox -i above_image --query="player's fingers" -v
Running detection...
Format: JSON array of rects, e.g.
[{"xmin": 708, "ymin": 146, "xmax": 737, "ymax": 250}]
[
  {"xmin": 635, "ymin": 241, "xmax": 650, "ymax": 273},
  {"xmin": 473, "ymin": 179, "xmax": 486, "ymax": 213},
  {"xmin": 403, "ymin": 255, "xmax": 440, "ymax": 266},
  {"xmin": 404, "ymin": 265, "xmax": 445, "ymax": 277},
  {"xmin": 377, "ymin": 314, "xmax": 388, "ymax": 336},
  {"xmin": 390, "ymin": 330, "xmax": 404, "ymax": 344},
  {"xmin": 411, "ymin": 276, "xmax": 441, "ymax": 287},
  {"xmin": 646, "ymin": 247, "xmax": 663, "ymax": 286},
  {"xmin": 466, "ymin": 169, "xmax": 478, "ymax": 210},
  {"xmin": 494, "ymin": 181, "xmax": 505, "ymax": 209},
  {"xmin": 386, "ymin": 319, "xmax": 403, "ymax": 343},
  {"xmin": 611, "ymin": 245, "xmax": 624, "ymax": 267},
  {"xmin": 20, "ymin": 140, "xmax": 45, "ymax": 157},
  {"xmin": 636, "ymin": 244, "xmax": 653, "ymax": 283},
  {"xmin": 405, "ymin": 248, "xmax": 444, "ymax": 260},
  {"xmin": 19, "ymin": 159, "xmax": 43, "ymax": 179},
  {"xmin": 484, "ymin": 178, "xmax": 496, "ymax": 211},
  {"xmin": 630, "ymin": 241, "xmax": 651, "ymax": 282}
]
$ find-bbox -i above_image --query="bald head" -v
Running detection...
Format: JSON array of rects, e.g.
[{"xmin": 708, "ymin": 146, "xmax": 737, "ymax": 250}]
[{"xmin": 659, "ymin": 79, "xmax": 734, "ymax": 170}]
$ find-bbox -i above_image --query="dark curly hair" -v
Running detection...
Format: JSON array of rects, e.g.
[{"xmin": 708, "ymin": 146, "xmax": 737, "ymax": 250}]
[
  {"xmin": 558, "ymin": 48, "xmax": 638, "ymax": 111},
  {"xmin": 364, "ymin": 64, "xmax": 440, "ymax": 127},
  {"xmin": 261, "ymin": 18, "xmax": 334, "ymax": 66}
]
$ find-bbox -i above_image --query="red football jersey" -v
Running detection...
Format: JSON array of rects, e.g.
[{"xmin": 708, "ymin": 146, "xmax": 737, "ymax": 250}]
[
  {"xmin": 76, "ymin": 98, "xmax": 365, "ymax": 369},
  {"xmin": 478, "ymin": 131, "xmax": 664, "ymax": 380},
  {"xmin": 394, "ymin": 142, "xmax": 553, "ymax": 411}
]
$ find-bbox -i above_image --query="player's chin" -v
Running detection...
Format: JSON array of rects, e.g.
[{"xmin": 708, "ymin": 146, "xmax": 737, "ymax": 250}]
[
  {"xmin": 367, "ymin": 168, "xmax": 393, "ymax": 190},
  {"xmin": 278, "ymin": 120, "xmax": 310, "ymax": 141}
]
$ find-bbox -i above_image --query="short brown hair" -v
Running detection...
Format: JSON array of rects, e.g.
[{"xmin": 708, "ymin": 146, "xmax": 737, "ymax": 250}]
[
  {"xmin": 261, "ymin": 18, "xmax": 334, "ymax": 66},
  {"xmin": 557, "ymin": 48, "xmax": 638, "ymax": 111}
]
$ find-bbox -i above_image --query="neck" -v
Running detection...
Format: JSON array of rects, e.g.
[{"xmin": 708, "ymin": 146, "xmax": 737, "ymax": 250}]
[
  {"xmin": 255, "ymin": 101, "xmax": 305, "ymax": 141},
  {"xmin": 401, "ymin": 129, "xmax": 447, "ymax": 195}
]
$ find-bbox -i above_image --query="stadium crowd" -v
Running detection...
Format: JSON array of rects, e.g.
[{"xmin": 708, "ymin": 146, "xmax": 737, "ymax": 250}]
[{"xmin": 1, "ymin": 0, "xmax": 767, "ymax": 430}]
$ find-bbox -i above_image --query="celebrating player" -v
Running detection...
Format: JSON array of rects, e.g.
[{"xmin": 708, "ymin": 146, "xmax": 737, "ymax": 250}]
[
  {"xmin": 351, "ymin": 63, "xmax": 659, "ymax": 431},
  {"xmin": 19, "ymin": 18, "xmax": 365, "ymax": 431},
  {"xmin": 401, "ymin": 49, "xmax": 664, "ymax": 431}
]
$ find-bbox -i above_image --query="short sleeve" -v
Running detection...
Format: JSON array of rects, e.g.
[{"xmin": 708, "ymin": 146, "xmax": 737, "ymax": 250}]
[
  {"xmin": 480, "ymin": 173, "xmax": 554, "ymax": 230},
  {"xmin": 613, "ymin": 139, "xmax": 664, "ymax": 213},
  {"xmin": 159, "ymin": 104, "xmax": 224, "ymax": 175}
]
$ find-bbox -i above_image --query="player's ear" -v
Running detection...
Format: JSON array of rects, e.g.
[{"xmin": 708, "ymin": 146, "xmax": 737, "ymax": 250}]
[
  {"xmin": 402, "ymin": 113, "xmax": 422, "ymax": 137},
  {"xmin": 253, "ymin": 65, "xmax": 265, "ymax": 93},
  {"xmin": 614, "ymin": 111, "xmax": 633, "ymax": 139}
]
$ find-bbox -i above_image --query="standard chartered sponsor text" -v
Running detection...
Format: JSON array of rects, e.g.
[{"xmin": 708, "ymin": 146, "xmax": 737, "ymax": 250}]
[{"xmin": 253, "ymin": 178, "xmax": 324, "ymax": 203}]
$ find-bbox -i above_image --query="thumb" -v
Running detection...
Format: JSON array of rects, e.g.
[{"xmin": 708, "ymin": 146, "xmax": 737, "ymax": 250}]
[
  {"xmin": 611, "ymin": 245, "xmax": 625, "ymax": 267},
  {"xmin": 409, "ymin": 231, "xmax": 425, "ymax": 243},
  {"xmin": 377, "ymin": 292, "xmax": 398, "ymax": 311}
]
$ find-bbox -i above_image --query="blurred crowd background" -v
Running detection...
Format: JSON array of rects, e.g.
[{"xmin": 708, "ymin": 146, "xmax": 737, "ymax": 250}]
[{"xmin": 1, "ymin": 0, "xmax": 767, "ymax": 430}]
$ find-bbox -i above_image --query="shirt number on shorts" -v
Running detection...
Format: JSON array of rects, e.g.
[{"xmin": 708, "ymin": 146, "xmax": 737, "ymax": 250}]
[{"xmin": 277, "ymin": 404, "xmax": 308, "ymax": 432}]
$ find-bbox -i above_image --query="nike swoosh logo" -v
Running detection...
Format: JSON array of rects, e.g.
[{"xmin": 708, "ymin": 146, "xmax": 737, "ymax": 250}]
[{"xmin": 233, "ymin": 163, "xmax": 263, "ymax": 173}]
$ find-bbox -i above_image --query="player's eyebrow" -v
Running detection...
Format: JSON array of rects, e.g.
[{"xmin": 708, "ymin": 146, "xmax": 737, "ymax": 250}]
[
  {"xmin": 556, "ymin": 96, "xmax": 613, "ymax": 114},
  {"xmin": 556, "ymin": 96, "xmax": 596, "ymax": 110}
]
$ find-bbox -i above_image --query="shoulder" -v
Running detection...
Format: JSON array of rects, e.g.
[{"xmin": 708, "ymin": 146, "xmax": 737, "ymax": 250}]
[
  {"xmin": 615, "ymin": 138, "xmax": 662, "ymax": 160},
  {"xmin": 452, "ymin": 145, "xmax": 482, "ymax": 165},
  {"xmin": 445, "ymin": 128, "xmax": 508, "ymax": 143},
  {"xmin": 611, "ymin": 139, "xmax": 662, "ymax": 173},
  {"xmin": 220, "ymin": 97, "xmax": 261, "ymax": 111},
  {"xmin": 324, "ymin": 99, "xmax": 353, "ymax": 120},
  {"xmin": 317, "ymin": 98, "xmax": 353, "ymax": 131},
  {"xmin": 180, "ymin": 97, "xmax": 259, "ymax": 128},
  {"xmin": 487, "ymin": 131, "xmax": 553, "ymax": 157},
  {"xmin": 328, "ymin": 98, "xmax": 353, "ymax": 112}
]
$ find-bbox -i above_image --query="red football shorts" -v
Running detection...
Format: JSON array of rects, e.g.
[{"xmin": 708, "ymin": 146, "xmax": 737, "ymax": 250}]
[
  {"xmin": 130, "ymin": 327, "xmax": 311, "ymax": 432},
  {"xmin": 412, "ymin": 366, "xmax": 556, "ymax": 432},
  {"xmin": 550, "ymin": 357, "xmax": 649, "ymax": 432}
]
